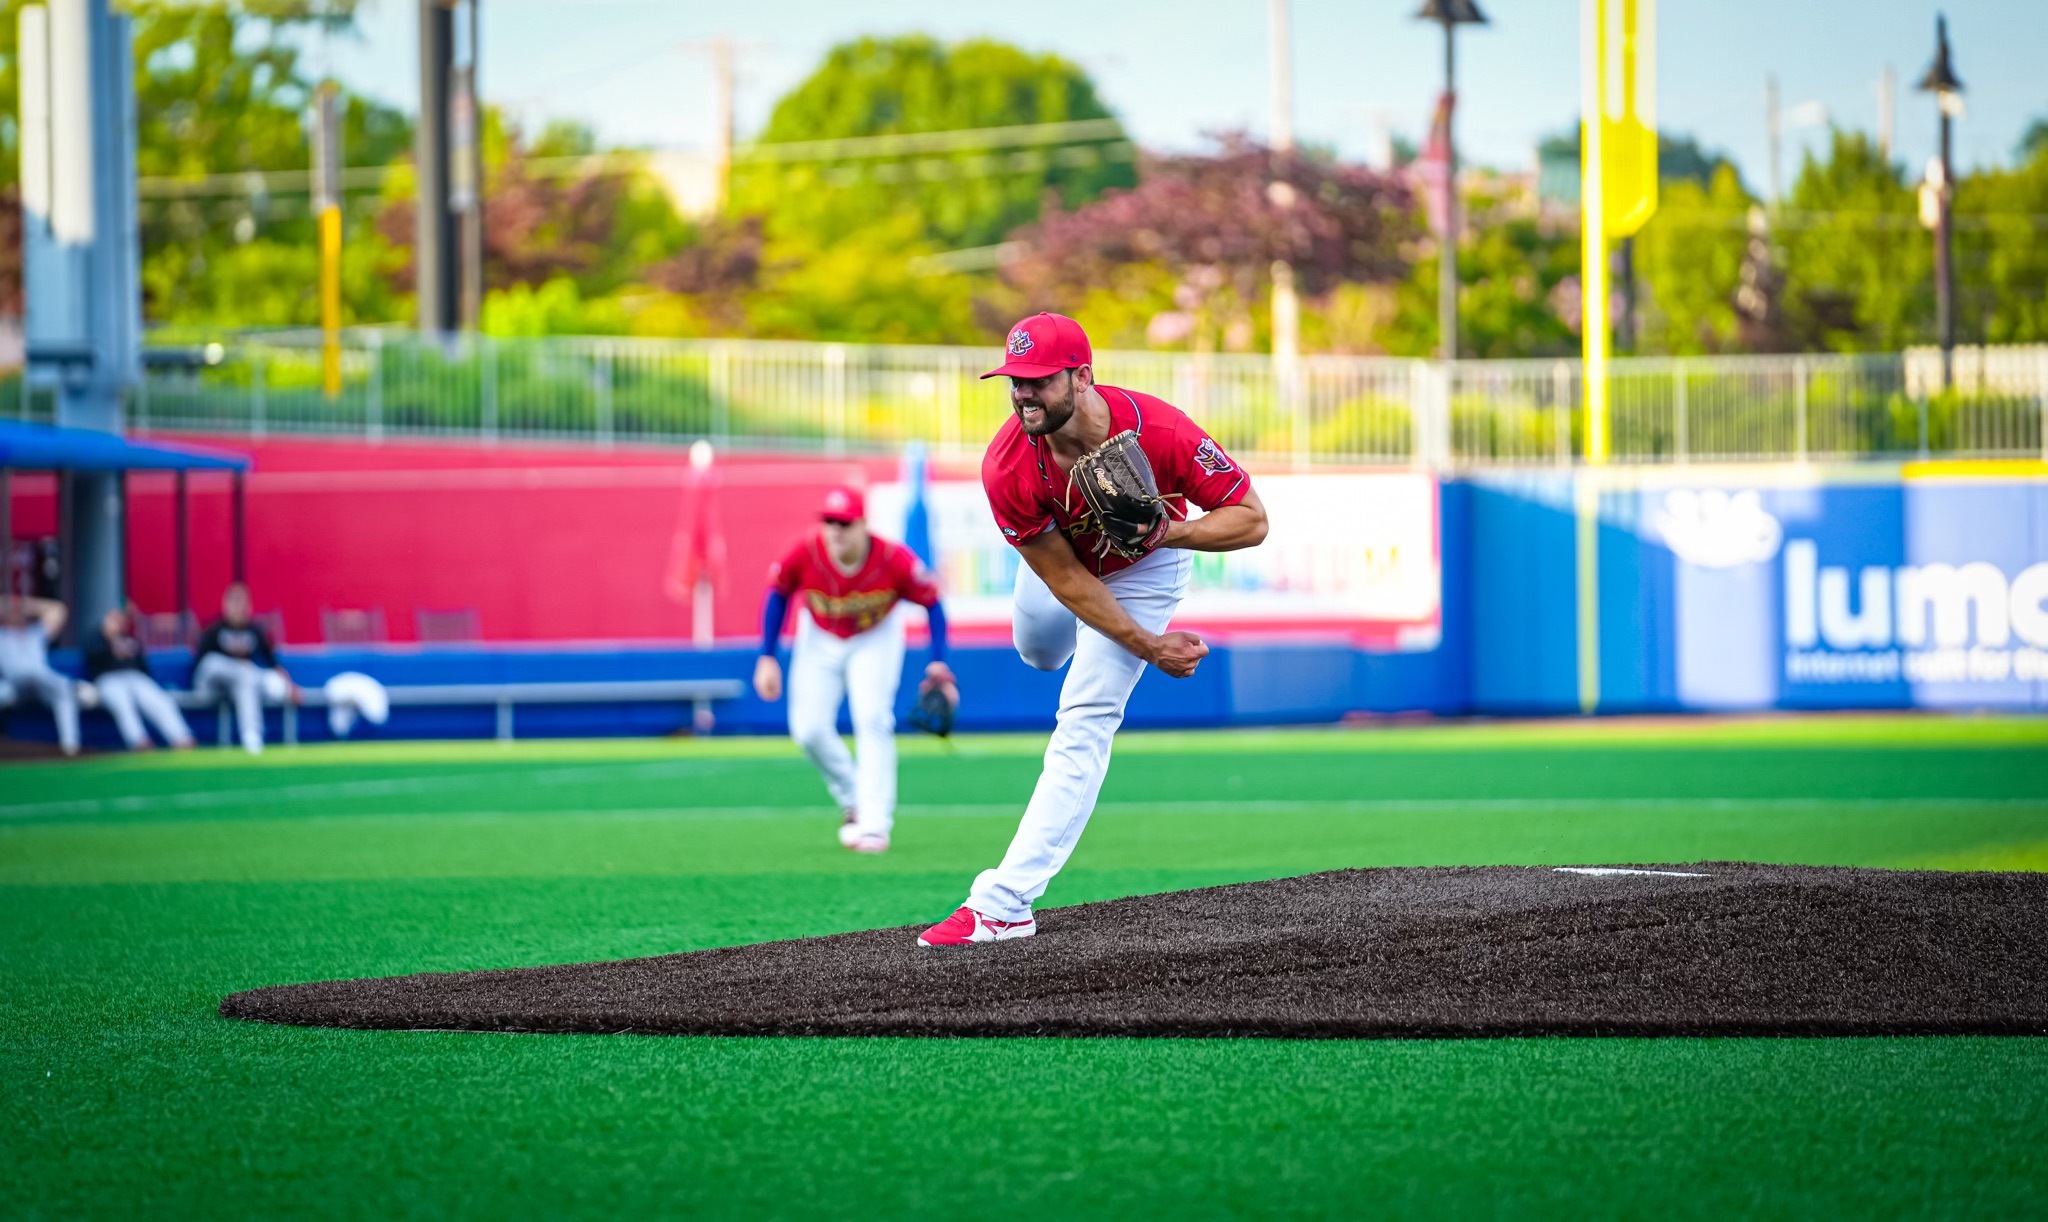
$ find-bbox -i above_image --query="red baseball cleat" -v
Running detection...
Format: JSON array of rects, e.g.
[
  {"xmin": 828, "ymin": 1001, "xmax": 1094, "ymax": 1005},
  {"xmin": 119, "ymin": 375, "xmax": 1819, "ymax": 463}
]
[{"xmin": 916, "ymin": 907, "xmax": 1035, "ymax": 947}]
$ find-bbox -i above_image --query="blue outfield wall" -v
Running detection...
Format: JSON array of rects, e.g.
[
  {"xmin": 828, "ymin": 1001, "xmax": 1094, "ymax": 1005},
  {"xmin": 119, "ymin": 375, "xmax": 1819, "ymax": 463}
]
[
  {"xmin": 17, "ymin": 633, "xmax": 1456, "ymax": 749},
  {"xmin": 1453, "ymin": 464, "xmax": 2048, "ymax": 714},
  {"xmin": 10, "ymin": 464, "xmax": 2043, "ymax": 748}
]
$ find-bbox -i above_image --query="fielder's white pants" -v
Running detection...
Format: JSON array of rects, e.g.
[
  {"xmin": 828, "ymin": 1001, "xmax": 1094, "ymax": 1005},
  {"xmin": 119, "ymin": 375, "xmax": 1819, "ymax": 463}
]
[
  {"xmin": 193, "ymin": 655, "xmax": 288, "ymax": 755},
  {"xmin": 97, "ymin": 671, "xmax": 195, "ymax": 749},
  {"xmin": 967, "ymin": 546, "xmax": 1191, "ymax": 923},
  {"xmin": 787, "ymin": 608, "xmax": 905, "ymax": 837},
  {"xmin": 0, "ymin": 662, "xmax": 80, "ymax": 754}
]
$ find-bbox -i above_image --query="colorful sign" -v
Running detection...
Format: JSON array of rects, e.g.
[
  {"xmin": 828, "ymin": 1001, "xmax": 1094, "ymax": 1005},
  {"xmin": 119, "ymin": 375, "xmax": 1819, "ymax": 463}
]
[
  {"xmin": 1635, "ymin": 469, "xmax": 2048, "ymax": 709},
  {"xmin": 865, "ymin": 472, "xmax": 1442, "ymax": 649}
]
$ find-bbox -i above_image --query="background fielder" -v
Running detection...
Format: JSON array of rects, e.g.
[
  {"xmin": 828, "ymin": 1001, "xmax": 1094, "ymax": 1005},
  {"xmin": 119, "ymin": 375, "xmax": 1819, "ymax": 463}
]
[
  {"xmin": 753, "ymin": 485, "xmax": 955, "ymax": 853},
  {"xmin": 919, "ymin": 312, "xmax": 1269, "ymax": 947}
]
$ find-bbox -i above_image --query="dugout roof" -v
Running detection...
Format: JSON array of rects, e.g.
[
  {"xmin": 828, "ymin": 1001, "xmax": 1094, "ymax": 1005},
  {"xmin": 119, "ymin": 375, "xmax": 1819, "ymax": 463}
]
[{"xmin": 0, "ymin": 420, "xmax": 250, "ymax": 471}]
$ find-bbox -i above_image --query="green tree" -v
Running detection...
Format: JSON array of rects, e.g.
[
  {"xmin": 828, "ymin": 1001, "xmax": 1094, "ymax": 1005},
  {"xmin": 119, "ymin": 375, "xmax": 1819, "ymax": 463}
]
[
  {"xmin": 131, "ymin": 4, "xmax": 412, "ymax": 328},
  {"xmin": 377, "ymin": 114, "xmax": 691, "ymax": 305},
  {"xmin": 1007, "ymin": 137, "xmax": 1414, "ymax": 354},
  {"xmin": 1953, "ymin": 136, "xmax": 2048, "ymax": 345},
  {"xmin": 1377, "ymin": 188, "xmax": 1578, "ymax": 360},
  {"xmin": 1635, "ymin": 164, "xmax": 1756, "ymax": 354},
  {"xmin": 742, "ymin": 215, "xmax": 986, "ymax": 344},
  {"xmin": 1776, "ymin": 131, "xmax": 1929, "ymax": 352},
  {"xmin": 0, "ymin": 1, "xmax": 412, "ymax": 326},
  {"xmin": 732, "ymin": 35, "xmax": 1134, "ymax": 251}
]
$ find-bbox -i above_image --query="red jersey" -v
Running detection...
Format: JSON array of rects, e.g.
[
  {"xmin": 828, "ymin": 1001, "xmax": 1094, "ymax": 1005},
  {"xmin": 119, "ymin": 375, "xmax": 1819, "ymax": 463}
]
[
  {"xmin": 981, "ymin": 384, "xmax": 1251, "ymax": 576},
  {"xmin": 768, "ymin": 534, "xmax": 940, "ymax": 639}
]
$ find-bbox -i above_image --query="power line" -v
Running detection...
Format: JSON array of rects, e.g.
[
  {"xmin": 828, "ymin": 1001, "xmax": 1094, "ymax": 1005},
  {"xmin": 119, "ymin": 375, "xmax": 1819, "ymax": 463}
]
[{"xmin": 136, "ymin": 124, "xmax": 1138, "ymax": 200}]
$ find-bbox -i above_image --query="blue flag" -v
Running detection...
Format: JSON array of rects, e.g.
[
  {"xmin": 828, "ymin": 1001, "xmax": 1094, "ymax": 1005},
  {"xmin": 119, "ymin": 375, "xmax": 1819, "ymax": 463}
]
[{"xmin": 901, "ymin": 441, "xmax": 935, "ymax": 568}]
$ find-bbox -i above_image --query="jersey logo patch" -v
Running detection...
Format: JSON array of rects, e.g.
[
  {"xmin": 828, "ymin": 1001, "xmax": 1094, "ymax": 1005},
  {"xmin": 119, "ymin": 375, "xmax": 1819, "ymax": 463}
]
[
  {"xmin": 1007, "ymin": 328, "xmax": 1034, "ymax": 356},
  {"xmin": 1193, "ymin": 438, "xmax": 1234, "ymax": 475}
]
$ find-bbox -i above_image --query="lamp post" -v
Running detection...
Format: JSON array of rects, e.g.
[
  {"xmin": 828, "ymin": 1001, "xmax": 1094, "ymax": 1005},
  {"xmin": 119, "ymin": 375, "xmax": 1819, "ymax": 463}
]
[
  {"xmin": 1415, "ymin": 0, "xmax": 1487, "ymax": 362},
  {"xmin": 1916, "ymin": 14, "xmax": 1963, "ymax": 391}
]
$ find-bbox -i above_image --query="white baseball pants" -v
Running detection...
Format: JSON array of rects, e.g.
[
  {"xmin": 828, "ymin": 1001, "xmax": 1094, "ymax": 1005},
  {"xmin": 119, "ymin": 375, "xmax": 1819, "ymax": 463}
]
[
  {"xmin": 97, "ymin": 670, "xmax": 195, "ymax": 749},
  {"xmin": 967, "ymin": 546, "xmax": 1191, "ymax": 923},
  {"xmin": 786, "ymin": 608, "xmax": 905, "ymax": 838},
  {"xmin": 193, "ymin": 655, "xmax": 288, "ymax": 755},
  {"xmin": 0, "ymin": 663, "xmax": 80, "ymax": 754}
]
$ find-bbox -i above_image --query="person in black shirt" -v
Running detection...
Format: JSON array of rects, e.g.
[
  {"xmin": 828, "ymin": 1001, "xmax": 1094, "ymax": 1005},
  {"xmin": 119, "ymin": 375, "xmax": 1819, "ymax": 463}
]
[
  {"xmin": 84, "ymin": 606, "xmax": 195, "ymax": 751},
  {"xmin": 192, "ymin": 583, "xmax": 299, "ymax": 755}
]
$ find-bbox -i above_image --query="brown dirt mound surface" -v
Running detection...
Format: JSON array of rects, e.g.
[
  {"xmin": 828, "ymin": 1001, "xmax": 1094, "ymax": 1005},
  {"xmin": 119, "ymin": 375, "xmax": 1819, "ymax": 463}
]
[{"xmin": 221, "ymin": 864, "xmax": 2048, "ymax": 1039}]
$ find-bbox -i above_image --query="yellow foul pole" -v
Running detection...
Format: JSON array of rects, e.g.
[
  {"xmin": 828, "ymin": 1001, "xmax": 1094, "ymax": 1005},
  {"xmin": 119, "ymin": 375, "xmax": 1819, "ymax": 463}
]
[
  {"xmin": 314, "ymin": 81, "xmax": 344, "ymax": 400},
  {"xmin": 1581, "ymin": 0, "xmax": 1609, "ymax": 466},
  {"xmin": 1577, "ymin": 0, "xmax": 1657, "ymax": 714}
]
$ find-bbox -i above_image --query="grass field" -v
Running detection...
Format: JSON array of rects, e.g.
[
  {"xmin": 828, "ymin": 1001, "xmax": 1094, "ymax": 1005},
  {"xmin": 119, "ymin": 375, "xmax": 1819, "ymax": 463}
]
[{"xmin": 5, "ymin": 715, "xmax": 2047, "ymax": 1217}]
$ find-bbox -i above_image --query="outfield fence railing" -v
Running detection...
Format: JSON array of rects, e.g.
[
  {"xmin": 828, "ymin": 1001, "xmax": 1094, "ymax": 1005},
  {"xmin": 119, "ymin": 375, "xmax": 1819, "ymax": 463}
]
[{"xmin": 8, "ymin": 332, "xmax": 2047, "ymax": 468}]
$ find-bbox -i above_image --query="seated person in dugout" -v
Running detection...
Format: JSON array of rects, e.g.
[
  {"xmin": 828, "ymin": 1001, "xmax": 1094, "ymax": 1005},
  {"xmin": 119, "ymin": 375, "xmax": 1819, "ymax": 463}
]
[
  {"xmin": 84, "ymin": 605, "xmax": 196, "ymax": 751},
  {"xmin": 193, "ymin": 583, "xmax": 300, "ymax": 755},
  {"xmin": 0, "ymin": 593, "xmax": 81, "ymax": 756}
]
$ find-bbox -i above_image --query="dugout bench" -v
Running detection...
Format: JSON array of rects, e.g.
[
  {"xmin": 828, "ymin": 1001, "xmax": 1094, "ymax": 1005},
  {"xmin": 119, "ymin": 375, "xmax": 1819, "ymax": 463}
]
[{"xmin": 175, "ymin": 677, "xmax": 745, "ymax": 745}]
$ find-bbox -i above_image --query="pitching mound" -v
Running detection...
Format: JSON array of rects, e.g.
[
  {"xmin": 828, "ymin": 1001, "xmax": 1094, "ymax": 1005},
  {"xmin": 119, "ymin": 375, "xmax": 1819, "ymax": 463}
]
[{"xmin": 221, "ymin": 864, "xmax": 2048, "ymax": 1039}]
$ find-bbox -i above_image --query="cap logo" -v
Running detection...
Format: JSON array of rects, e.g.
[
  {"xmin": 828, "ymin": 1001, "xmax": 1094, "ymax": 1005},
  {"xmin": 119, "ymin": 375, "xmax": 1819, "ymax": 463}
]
[{"xmin": 1007, "ymin": 328, "xmax": 1035, "ymax": 356}]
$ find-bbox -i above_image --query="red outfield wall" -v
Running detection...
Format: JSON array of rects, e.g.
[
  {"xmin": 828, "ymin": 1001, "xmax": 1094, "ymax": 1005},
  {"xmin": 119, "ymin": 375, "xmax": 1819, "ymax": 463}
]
[{"xmin": 8, "ymin": 435, "xmax": 914, "ymax": 644}]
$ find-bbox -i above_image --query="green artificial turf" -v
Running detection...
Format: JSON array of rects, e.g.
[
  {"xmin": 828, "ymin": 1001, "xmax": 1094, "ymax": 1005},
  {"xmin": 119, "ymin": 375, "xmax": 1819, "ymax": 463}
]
[{"xmin": 4, "ymin": 715, "xmax": 2046, "ymax": 1218}]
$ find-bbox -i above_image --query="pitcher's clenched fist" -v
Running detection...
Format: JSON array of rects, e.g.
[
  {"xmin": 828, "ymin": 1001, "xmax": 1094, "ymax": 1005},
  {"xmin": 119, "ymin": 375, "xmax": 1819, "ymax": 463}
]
[{"xmin": 1148, "ymin": 630, "xmax": 1210, "ymax": 679}]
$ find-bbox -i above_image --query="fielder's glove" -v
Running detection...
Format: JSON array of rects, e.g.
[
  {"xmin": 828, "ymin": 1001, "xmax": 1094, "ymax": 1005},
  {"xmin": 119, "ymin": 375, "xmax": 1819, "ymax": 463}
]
[
  {"xmin": 1069, "ymin": 430, "xmax": 1171, "ymax": 559},
  {"xmin": 909, "ymin": 661, "xmax": 958, "ymax": 738}
]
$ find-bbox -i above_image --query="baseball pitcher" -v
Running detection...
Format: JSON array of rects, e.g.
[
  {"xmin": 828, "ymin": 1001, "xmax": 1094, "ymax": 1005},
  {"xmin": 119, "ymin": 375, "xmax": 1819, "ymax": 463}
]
[
  {"xmin": 918, "ymin": 312, "xmax": 1268, "ymax": 946},
  {"xmin": 754, "ymin": 485, "xmax": 955, "ymax": 854}
]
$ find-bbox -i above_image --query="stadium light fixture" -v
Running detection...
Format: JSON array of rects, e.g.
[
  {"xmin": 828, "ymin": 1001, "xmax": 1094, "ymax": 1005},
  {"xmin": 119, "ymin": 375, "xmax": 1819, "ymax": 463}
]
[{"xmin": 1413, "ymin": 0, "xmax": 1489, "ymax": 362}]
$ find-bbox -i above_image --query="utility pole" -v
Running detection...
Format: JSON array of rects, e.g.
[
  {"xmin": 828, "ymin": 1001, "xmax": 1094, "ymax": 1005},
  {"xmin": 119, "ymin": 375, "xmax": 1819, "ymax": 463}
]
[
  {"xmin": 454, "ymin": 0, "xmax": 483, "ymax": 330},
  {"xmin": 1765, "ymin": 72, "xmax": 1781, "ymax": 204},
  {"xmin": 1267, "ymin": 0, "xmax": 1299, "ymax": 369},
  {"xmin": 709, "ymin": 37, "xmax": 733, "ymax": 212},
  {"xmin": 1916, "ymin": 15, "xmax": 1963, "ymax": 391},
  {"xmin": 1877, "ymin": 63, "xmax": 1896, "ymax": 162},
  {"xmin": 1416, "ymin": 0, "xmax": 1488, "ymax": 362},
  {"xmin": 416, "ymin": 0, "xmax": 457, "ymax": 335},
  {"xmin": 678, "ymin": 39, "xmax": 769, "ymax": 215}
]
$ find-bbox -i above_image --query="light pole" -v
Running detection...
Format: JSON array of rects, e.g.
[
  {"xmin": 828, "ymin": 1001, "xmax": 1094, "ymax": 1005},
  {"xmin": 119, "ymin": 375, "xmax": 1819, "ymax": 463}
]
[
  {"xmin": 1916, "ymin": 14, "xmax": 1962, "ymax": 391},
  {"xmin": 1415, "ymin": 0, "xmax": 1487, "ymax": 362}
]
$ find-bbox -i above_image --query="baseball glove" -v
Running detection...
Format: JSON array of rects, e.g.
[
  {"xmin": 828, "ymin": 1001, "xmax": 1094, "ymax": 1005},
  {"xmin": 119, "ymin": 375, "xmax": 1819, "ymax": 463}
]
[
  {"xmin": 908, "ymin": 684, "xmax": 956, "ymax": 737},
  {"xmin": 1069, "ymin": 430, "xmax": 1171, "ymax": 559},
  {"xmin": 908, "ymin": 663, "xmax": 958, "ymax": 738}
]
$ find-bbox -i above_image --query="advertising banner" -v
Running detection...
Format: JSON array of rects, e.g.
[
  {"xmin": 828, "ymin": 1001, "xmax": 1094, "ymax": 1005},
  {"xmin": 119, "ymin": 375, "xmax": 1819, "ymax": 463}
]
[
  {"xmin": 1634, "ymin": 467, "xmax": 2048, "ymax": 710},
  {"xmin": 867, "ymin": 471, "xmax": 1442, "ymax": 649}
]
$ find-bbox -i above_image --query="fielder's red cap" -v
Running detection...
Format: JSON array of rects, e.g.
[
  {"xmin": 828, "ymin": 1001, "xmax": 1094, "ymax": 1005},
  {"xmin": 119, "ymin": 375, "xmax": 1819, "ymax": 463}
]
[
  {"xmin": 820, "ymin": 485, "xmax": 865, "ymax": 522},
  {"xmin": 981, "ymin": 312, "xmax": 1093, "ymax": 380}
]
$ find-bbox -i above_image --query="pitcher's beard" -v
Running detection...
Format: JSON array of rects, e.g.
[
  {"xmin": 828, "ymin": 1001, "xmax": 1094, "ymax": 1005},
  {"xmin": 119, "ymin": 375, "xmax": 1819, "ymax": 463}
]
[{"xmin": 1017, "ymin": 396, "xmax": 1074, "ymax": 437}]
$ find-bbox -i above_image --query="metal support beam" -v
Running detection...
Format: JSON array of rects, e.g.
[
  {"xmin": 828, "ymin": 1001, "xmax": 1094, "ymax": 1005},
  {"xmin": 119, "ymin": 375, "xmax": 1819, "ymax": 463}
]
[
  {"xmin": 174, "ymin": 467, "xmax": 189, "ymax": 639},
  {"xmin": 56, "ymin": 470, "xmax": 73, "ymax": 640},
  {"xmin": 0, "ymin": 468, "xmax": 11, "ymax": 594},
  {"xmin": 21, "ymin": 0, "xmax": 141, "ymax": 636},
  {"xmin": 231, "ymin": 471, "xmax": 247, "ymax": 584},
  {"xmin": 415, "ymin": 0, "xmax": 458, "ymax": 336}
]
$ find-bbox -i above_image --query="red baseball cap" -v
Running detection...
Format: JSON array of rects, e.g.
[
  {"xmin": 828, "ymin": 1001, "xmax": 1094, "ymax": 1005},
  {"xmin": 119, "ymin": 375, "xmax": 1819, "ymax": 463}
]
[
  {"xmin": 820, "ymin": 485, "xmax": 866, "ymax": 522},
  {"xmin": 982, "ymin": 312, "xmax": 1093, "ymax": 380}
]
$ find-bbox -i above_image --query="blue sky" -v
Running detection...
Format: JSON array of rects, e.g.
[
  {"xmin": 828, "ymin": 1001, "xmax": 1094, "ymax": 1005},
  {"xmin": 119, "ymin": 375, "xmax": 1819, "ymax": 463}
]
[{"xmin": 313, "ymin": 0, "xmax": 2047, "ymax": 187}]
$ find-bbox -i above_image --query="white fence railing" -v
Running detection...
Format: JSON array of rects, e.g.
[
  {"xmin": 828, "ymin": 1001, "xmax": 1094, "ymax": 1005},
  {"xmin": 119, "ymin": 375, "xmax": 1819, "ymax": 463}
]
[{"xmin": 10, "ymin": 333, "xmax": 2048, "ymax": 467}]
